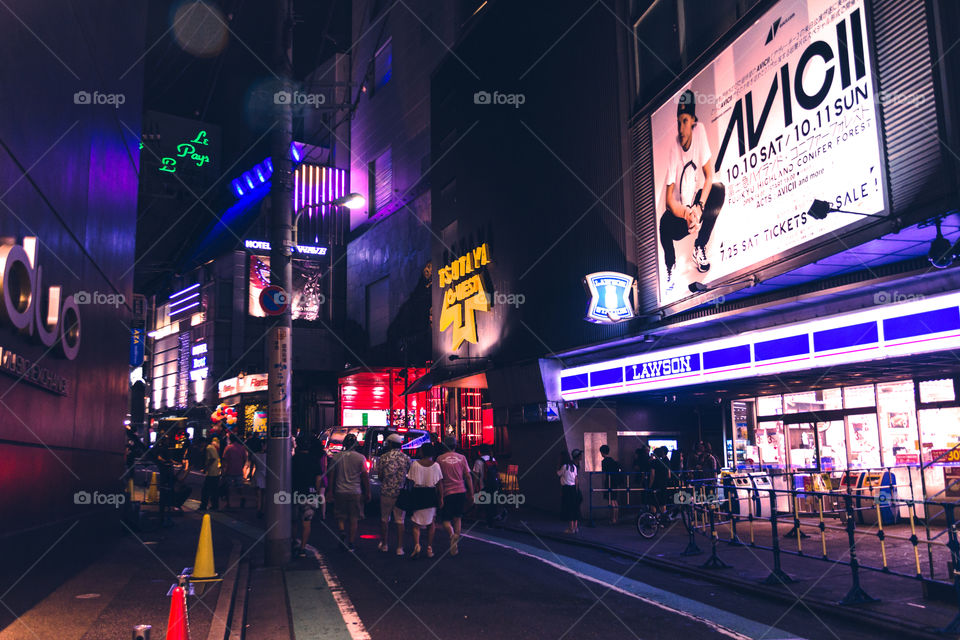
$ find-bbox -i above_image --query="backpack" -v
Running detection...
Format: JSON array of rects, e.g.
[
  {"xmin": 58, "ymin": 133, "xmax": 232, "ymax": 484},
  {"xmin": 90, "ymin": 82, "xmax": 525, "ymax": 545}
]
[{"xmin": 483, "ymin": 458, "xmax": 501, "ymax": 492}]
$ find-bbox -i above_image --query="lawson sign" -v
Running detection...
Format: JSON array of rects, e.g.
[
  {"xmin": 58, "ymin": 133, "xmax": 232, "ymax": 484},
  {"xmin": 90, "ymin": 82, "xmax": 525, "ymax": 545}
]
[{"xmin": 561, "ymin": 289, "xmax": 960, "ymax": 400}]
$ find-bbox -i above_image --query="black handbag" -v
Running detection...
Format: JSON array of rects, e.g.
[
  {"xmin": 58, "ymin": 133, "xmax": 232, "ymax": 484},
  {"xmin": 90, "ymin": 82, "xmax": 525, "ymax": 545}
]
[
  {"xmin": 408, "ymin": 486, "xmax": 438, "ymax": 512},
  {"xmin": 396, "ymin": 478, "xmax": 414, "ymax": 511}
]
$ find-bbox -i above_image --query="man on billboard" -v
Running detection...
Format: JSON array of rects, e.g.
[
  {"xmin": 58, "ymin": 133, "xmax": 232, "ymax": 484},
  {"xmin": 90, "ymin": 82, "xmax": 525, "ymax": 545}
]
[{"xmin": 659, "ymin": 90, "xmax": 726, "ymax": 292}]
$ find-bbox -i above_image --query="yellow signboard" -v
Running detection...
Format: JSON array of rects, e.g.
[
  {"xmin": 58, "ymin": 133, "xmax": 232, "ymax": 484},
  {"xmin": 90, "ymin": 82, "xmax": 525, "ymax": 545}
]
[{"xmin": 438, "ymin": 243, "xmax": 491, "ymax": 350}]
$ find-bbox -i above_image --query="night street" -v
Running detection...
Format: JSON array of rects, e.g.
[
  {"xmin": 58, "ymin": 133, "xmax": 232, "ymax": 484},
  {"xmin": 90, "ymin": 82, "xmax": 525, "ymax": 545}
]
[{"xmin": 300, "ymin": 516, "xmax": 880, "ymax": 640}]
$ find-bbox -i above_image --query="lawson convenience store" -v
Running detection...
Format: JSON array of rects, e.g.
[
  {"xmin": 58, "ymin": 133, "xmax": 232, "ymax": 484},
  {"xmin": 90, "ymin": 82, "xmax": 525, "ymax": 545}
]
[{"xmin": 559, "ymin": 289, "xmax": 960, "ymax": 503}]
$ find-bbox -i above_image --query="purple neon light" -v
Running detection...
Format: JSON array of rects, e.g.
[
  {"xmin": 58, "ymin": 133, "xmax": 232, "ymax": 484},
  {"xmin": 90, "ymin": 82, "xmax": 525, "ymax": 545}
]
[
  {"xmin": 169, "ymin": 301, "xmax": 200, "ymax": 317},
  {"xmin": 170, "ymin": 283, "xmax": 200, "ymax": 299},
  {"xmin": 169, "ymin": 295, "xmax": 200, "ymax": 312}
]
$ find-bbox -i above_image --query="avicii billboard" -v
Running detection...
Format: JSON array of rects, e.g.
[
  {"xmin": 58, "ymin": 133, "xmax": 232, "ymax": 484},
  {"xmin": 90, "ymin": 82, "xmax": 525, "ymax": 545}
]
[{"xmin": 651, "ymin": 0, "xmax": 886, "ymax": 306}]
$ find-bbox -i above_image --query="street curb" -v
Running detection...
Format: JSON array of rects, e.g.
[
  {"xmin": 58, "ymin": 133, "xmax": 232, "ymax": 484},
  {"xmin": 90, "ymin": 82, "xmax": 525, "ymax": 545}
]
[{"xmin": 493, "ymin": 520, "xmax": 952, "ymax": 640}]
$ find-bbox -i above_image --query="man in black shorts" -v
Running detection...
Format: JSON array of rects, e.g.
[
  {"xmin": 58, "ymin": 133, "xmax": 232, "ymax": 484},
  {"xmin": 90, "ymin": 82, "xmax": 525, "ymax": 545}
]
[{"xmin": 436, "ymin": 436, "xmax": 474, "ymax": 555}]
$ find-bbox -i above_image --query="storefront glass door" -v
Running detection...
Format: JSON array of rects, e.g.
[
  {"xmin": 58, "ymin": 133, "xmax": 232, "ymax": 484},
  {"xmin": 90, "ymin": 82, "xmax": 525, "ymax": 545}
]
[
  {"xmin": 845, "ymin": 413, "xmax": 881, "ymax": 468},
  {"xmin": 787, "ymin": 422, "xmax": 818, "ymax": 470},
  {"xmin": 877, "ymin": 381, "xmax": 918, "ymax": 466},
  {"xmin": 785, "ymin": 420, "xmax": 846, "ymax": 471},
  {"xmin": 757, "ymin": 421, "xmax": 787, "ymax": 470},
  {"xmin": 817, "ymin": 421, "xmax": 847, "ymax": 471}
]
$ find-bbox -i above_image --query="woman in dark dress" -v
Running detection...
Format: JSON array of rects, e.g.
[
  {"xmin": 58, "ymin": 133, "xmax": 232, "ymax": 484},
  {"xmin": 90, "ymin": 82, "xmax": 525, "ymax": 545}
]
[{"xmin": 558, "ymin": 450, "xmax": 580, "ymax": 534}]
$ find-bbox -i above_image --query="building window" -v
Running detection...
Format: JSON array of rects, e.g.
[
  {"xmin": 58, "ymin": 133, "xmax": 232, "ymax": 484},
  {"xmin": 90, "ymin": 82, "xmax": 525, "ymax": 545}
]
[
  {"xmin": 368, "ymin": 148, "xmax": 393, "ymax": 216},
  {"xmin": 632, "ymin": 0, "xmax": 681, "ymax": 103},
  {"xmin": 366, "ymin": 277, "xmax": 389, "ymax": 346},
  {"xmin": 374, "ymin": 38, "xmax": 392, "ymax": 92}
]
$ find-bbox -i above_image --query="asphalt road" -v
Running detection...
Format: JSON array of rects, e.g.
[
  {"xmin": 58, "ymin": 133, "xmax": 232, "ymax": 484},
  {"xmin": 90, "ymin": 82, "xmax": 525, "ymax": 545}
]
[{"xmin": 304, "ymin": 514, "xmax": 901, "ymax": 640}]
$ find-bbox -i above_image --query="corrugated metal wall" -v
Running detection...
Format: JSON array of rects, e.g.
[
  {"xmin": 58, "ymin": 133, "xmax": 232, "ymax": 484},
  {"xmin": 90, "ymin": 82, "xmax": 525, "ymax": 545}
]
[
  {"xmin": 873, "ymin": 0, "xmax": 943, "ymax": 212},
  {"xmin": 631, "ymin": 116, "xmax": 659, "ymax": 313}
]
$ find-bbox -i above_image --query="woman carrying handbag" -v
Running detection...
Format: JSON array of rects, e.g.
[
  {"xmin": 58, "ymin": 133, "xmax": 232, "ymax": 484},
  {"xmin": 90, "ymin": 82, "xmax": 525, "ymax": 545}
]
[{"xmin": 405, "ymin": 443, "xmax": 443, "ymax": 558}]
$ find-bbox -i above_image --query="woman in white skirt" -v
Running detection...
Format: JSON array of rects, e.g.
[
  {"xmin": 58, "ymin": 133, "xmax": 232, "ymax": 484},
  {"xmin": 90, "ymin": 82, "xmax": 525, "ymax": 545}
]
[{"xmin": 406, "ymin": 443, "xmax": 444, "ymax": 558}]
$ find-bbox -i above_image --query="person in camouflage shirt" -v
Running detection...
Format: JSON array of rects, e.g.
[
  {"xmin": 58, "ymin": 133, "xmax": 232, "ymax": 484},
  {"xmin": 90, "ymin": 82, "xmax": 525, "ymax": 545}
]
[{"xmin": 377, "ymin": 434, "xmax": 412, "ymax": 555}]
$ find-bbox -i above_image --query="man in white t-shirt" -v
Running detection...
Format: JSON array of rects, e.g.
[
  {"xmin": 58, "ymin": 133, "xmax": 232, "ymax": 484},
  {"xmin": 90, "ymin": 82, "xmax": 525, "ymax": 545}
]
[{"xmin": 659, "ymin": 89, "xmax": 726, "ymax": 291}]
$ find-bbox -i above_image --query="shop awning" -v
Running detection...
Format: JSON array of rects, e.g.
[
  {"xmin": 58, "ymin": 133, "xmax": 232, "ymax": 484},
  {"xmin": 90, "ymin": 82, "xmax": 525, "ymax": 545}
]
[{"xmin": 402, "ymin": 364, "xmax": 489, "ymax": 395}]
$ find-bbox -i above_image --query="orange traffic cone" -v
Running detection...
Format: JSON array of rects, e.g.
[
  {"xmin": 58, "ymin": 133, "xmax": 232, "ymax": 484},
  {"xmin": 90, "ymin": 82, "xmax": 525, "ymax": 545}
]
[
  {"xmin": 146, "ymin": 472, "xmax": 159, "ymax": 503},
  {"xmin": 192, "ymin": 514, "xmax": 217, "ymax": 580},
  {"xmin": 165, "ymin": 585, "xmax": 190, "ymax": 640}
]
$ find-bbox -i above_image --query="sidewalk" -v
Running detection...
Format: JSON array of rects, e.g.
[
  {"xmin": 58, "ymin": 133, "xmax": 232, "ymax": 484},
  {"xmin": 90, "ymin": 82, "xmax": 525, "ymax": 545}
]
[
  {"xmin": 488, "ymin": 505, "xmax": 960, "ymax": 638},
  {"xmin": 0, "ymin": 506, "xmax": 233, "ymax": 640}
]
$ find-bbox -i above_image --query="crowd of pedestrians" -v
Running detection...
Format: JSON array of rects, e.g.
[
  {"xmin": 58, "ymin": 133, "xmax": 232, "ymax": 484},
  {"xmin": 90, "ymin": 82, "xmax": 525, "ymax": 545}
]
[
  {"xmin": 556, "ymin": 440, "xmax": 723, "ymax": 529},
  {"xmin": 138, "ymin": 424, "xmax": 502, "ymax": 557},
  {"xmin": 291, "ymin": 432, "xmax": 493, "ymax": 558}
]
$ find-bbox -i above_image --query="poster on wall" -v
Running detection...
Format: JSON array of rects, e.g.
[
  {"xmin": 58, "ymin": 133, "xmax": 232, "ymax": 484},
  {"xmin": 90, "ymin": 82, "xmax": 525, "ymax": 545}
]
[
  {"xmin": 652, "ymin": 0, "xmax": 885, "ymax": 305},
  {"xmin": 248, "ymin": 254, "xmax": 327, "ymax": 321}
]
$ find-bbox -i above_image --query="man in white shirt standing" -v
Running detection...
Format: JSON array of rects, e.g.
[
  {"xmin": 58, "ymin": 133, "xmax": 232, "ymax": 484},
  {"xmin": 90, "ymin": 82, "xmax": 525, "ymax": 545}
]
[{"xmin": 659, "ymin": 89, "xmax": 726, "ymax": 292}]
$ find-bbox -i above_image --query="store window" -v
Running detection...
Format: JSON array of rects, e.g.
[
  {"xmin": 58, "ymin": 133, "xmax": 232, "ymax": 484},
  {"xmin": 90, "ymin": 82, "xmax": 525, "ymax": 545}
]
[
  {"xmin": 732, "ymin": 400, "xmax": 757, "ymax": 468},
  {"xmin": 756, "ymin": 421, "xmax": 786, "ymax": 470},
  {"xmin": 784, "ymin": 388, "xmax": 842, "ymax": 413},
  {"xmin": 846, "ymin": 413, "xmax": 881, "ymax": 469},
  {"xmin": 920, "ymin": 379, "xmax": 956, "ymax": 404},
  {"xmin": 817, "ymin": 421, "xmax": 847, "ymax": 471},
  {"xmin": 877, "ymin": 381, "xmax": 918, "ymax": 466},
  {"xmin": 757, "ymin": 395, "xmax": 783, "ymax": 416},
  {"xmin": 844, "ymin": 384, "xmax": 876, "ymax": 409},
  {"xmin": 919, "ymin": 407, "xmax": 960, "ymax": 464},
  {"xmin": 787, "ymin": 422, "xmax": 818, "ymax": 470}
]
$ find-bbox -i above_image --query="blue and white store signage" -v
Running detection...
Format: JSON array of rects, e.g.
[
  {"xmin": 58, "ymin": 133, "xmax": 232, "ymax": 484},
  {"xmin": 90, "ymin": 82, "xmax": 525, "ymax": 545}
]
[
  {"xmin": 584, "ymin": 272, "xmax": 636, "ymax": 324},
  {"xmin": 561, "ymin": 290, "xmax": 960, "ymax": 400}
]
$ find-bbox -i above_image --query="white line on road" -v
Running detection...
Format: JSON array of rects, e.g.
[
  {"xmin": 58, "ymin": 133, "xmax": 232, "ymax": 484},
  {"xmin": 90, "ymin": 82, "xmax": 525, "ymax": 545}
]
[
  {"xmin": 309, "ymin": 546, "xmax": 372, "ymax": 640},
  {"xmin": 464, "ymin": 532, "xmax": 805, "ymax": 640}
]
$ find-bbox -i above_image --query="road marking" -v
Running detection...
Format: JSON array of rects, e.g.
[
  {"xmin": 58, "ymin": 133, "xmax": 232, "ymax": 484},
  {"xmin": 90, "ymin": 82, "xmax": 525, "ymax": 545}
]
[
  {"xmin": 464, "ymin": 532, "xmax": 805, "ymax": 640},
  {"xmin": 182, "ymin": 502, "xmax": 369, "ymax": 639},
  {"xmin": 305, "ymin": 546, "xmax": 371, "ymax": 640}
]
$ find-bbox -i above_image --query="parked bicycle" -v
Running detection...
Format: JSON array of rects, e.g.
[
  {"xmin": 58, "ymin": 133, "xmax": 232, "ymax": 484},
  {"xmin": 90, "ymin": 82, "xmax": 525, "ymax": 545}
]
[{"xmin": 636, "ymin": 501, "xmax": 692, "ymax": 538}]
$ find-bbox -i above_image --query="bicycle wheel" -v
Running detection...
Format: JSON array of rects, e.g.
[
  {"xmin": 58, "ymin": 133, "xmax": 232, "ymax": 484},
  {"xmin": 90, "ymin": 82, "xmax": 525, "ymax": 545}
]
[{"xmin": 636, "ymin": 512, "xmax": 658, "ymax": 538}]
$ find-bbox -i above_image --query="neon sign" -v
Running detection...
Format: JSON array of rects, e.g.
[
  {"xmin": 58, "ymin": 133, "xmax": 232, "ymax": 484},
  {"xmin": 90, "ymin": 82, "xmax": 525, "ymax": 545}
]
[
  {"xmin": 159, "ymin": 130, "xmax": 211, "ymax": 174},
  {"xmin": 438, "ymin": 243, "xmax": 491, "ymax": 350},
  {"xmin": 244, "ymin": 239, "xmax": 327, "ymax": 256},
  {"xmin": 584, "ymin": 272, "xmax": 636, "ymax": 324},
  {"xmin": 561, "ymin": 289, "xmax": 960, "ymax": 401}
]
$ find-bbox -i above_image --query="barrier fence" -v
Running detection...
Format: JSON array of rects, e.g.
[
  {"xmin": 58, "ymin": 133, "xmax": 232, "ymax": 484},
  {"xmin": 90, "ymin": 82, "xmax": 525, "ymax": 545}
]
[{"xmin": 584, "ymin": 466, "xmax": 960, "ymax": 630}]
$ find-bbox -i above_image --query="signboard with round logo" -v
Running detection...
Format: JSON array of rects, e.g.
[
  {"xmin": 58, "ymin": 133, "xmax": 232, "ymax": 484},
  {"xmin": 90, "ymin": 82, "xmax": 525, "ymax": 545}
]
[{"xmin": 258, "ymin": 285, "xmax": 289, "ymax": 316}]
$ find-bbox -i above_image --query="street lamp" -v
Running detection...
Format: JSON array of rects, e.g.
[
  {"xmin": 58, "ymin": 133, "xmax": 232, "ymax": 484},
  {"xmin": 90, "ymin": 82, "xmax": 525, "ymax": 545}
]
[
  {"xmin": 805, "ymin": 199, "xmax": 887, "ymax": 220},
  {"xmin": 290, "ymin": 193, "xmax": 365, "ymax": 246},
  {"xmin": 688, "ymin": 274, "xmax": 759, "ymax": 294}
]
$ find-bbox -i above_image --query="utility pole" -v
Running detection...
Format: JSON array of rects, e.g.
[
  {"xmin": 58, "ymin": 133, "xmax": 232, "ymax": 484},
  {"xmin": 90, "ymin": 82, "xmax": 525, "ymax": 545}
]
[{"xmin": 265, "ymin": 0, "xmax": 294, "ymax": 566}]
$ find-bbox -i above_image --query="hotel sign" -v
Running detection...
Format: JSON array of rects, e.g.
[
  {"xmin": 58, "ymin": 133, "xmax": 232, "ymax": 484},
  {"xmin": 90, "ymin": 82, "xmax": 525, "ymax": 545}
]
[{"xmin": 438, "ymin": 243, "xmax": 492, "ymax": 351}]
